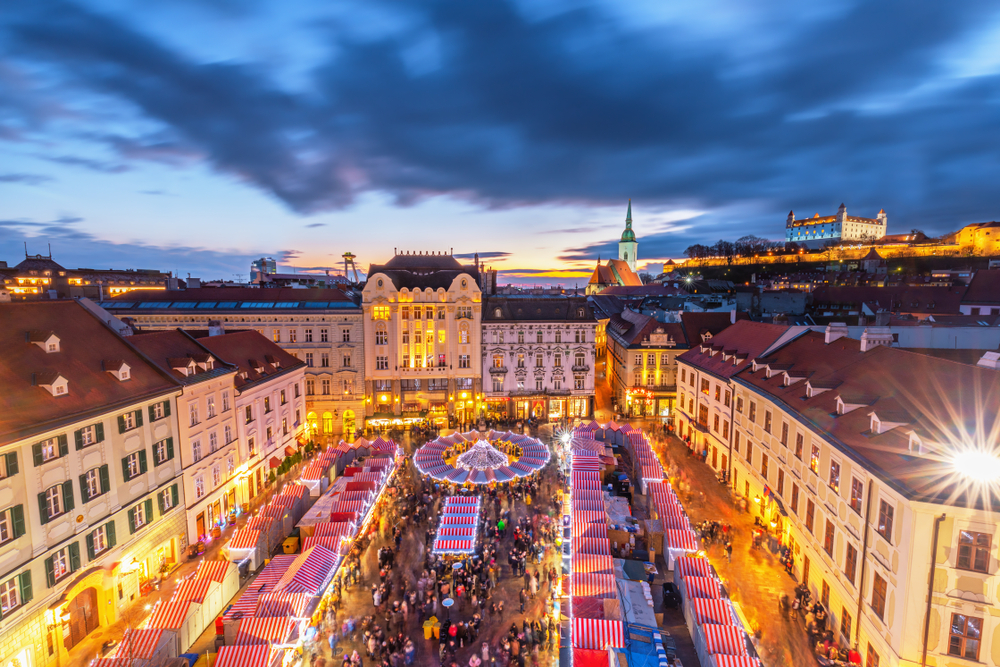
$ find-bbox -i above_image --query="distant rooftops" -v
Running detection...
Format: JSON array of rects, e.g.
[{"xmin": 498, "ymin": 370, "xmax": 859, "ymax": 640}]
[{"xmin": 102, "ymin": 286, "xmax": 360, "ymax": 311}]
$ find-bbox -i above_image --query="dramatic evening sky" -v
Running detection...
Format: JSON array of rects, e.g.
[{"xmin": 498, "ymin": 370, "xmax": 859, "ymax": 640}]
[{"xmin": 2, "ymin": 1, "xmax": 1000, "ymax": 283}]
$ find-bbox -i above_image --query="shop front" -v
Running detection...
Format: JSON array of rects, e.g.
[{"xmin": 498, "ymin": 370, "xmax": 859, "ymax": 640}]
[
  {"xmin": 485, "ymin": 399, "xmax": 509, "ymax": 421},
  {"xmin": 568, "ymin": 397, "xmax": 589, "ymax": 418},
  {"xmin": 548, "ymin": 399, "xmax": 565, "ymax": 420}
]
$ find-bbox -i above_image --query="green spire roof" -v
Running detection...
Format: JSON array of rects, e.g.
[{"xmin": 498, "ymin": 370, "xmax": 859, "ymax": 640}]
[{"xmin": 620, "ymin": 199, "xmax": 635, "ymax": 242}]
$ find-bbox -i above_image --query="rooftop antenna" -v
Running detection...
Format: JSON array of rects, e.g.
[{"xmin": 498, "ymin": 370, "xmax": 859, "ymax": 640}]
[{"xmin": 24, "ymin": 242, "xmax": 27, "ymax": 258}]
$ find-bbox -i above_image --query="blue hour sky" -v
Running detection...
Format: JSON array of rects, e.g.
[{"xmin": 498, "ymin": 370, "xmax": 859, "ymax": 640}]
[{"xmin": 2, "ymin": 0, "xmax": 1000, "ymax": 283}]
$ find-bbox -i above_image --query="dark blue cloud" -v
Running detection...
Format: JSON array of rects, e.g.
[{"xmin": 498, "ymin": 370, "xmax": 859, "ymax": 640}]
[{"xmin": 3, "ymin": 0, "xmax": 1000, "ymax": 256}]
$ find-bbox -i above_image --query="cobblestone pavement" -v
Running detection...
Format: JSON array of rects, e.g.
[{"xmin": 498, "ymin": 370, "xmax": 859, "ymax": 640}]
[{"xmin": 642, "ymin": 425, "xmax": 819, "ymax": 667}]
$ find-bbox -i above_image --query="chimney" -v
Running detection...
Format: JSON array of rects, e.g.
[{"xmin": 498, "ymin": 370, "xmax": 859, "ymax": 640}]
[
  {"xmin": 824, "ymin": 322, "xmax": 849, "ymax": 344},
  {"xmin": 208, "ymin": 319, "xmax": 225, "ymax": 337},
  {"xmin": 730, "ymin": 309, "xmax": 736, "ymax": 324},
  {"xmin": 860, "ymin": 326, "xmax": 893, "ymax": 352},
  {"xmin": 977, "ymin": 351, "xmax": 1000, "ymax": 370}
]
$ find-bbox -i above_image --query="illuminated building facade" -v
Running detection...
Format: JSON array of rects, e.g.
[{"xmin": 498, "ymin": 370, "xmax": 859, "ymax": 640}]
[
  {"xmin": 362, "ymin": 251, "xmax": 482, "ymax": 427},
  {"xmin": 678, "ymin": 320, "xmax": 1000, "ymax": 667},
  {"xmin": 481, "ymin": 296, "xmax": 597, "ymax": 421},
  {"xmin": 1, "ymin": 251, "xmax": 170, "ymax": 299},
  {"xmin": 100, "ymin": 288, "xmax": 364, "ymax": 440},
  {"xmin": 786, "ymin": 203, "xmax": 888, "ymax": 248},
  {"xmin": 0, "ymin": 301, "xmax": 186, "ymax": 667}
]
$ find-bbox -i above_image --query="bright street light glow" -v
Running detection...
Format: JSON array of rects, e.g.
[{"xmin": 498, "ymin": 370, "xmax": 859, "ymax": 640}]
[{"xmin": 952, "ymin": 450, "xmax": 1000, "ymax": 483}]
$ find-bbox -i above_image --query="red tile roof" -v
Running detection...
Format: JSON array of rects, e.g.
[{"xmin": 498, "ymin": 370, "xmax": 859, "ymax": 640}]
[
  {"xmin": 194, "ymin": 331, "xmax": 305, "ymax": 391},
  {"xmin": 129, "ymin": 330, "xmax": 237, "ymax": 384},
  {"xmin": 735, "ymin": 331, "xmax": 1000, "ymax": 505},
  {"xmin": 676, "ymin": 321, "xmax": 791, "ymax": 379},
  {"xmin": 811, "ymin": 285, "xmax": 966, "ymax": 314},
  {"xmin": 962, "ymin": 270, "xmax": 1000, "ymax": 305},
  {"xmin": 0, "ymin": 301, "xmax": 180, "ymax": 444}
]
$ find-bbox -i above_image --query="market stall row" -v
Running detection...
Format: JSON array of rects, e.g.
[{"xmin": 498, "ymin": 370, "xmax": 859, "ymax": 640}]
[{"xmin": 431, "ymin": 495, "xmax": 481, "ymax": 555}]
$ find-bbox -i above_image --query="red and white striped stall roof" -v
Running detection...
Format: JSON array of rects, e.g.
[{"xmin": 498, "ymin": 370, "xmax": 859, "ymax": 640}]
[
  {"xmin": 574, "ymin": 523, "xmax": 608, "ymax": 540},
  {"xmin": 223, "ymin": 593, "xmax": 259, "ymax": 620},
  {"xmin": 269, "ymin": 495, "xmax": 296, "ymax": 507},
  {"xmin": 302, "ymin": 536, "xmax": 348, "ymax": 553},
  {"xmin": 675, "ymin": 556, "xmax": 713, "ymax": 580},
  {"xmin": 303, "ymin": 462, "xmax": 328, "ymax": 480},
  {"xmin": 571, "ymin": 499, "xmax": 604, "ymax": 512},
  {"xmin": 432, "ymin": 539, "xmax": 476, "ymax": 553},
  {"xmin": 571, "ymin": 553, "xmax": 613, "ymax": 574},
  {"xmin": 145, "ymin": 601, "xmax": 192, "ymax": 629},
  {"xmin": 280, "ymin": 484, "xmax": 309, "ymax": 498},
  {"xmin": 173, "ymin": 578, "xmax": 214, "ymax": 603},
  {"xmin": 258, "ymin": 506, "xmax": 287, "ymax": 519},
  {"xmin": 334, "ymin": 500, "xmax": 365, "ymax": 513},
  {"xmin": 351, "ymin": 472, "xmax": 383, "ymax": 483},
  {"xmin": 116, "ymin": 629, "xmax": 164, "ymax": 659},
  {"xmin": 440, "ymin": 515, "xmax": 477, "ymax": 525},
  {"xmin": 703, "ymin": 625, "xmax": 749, "ymax": 655},
  {"xmin": 692, "ymin": 598, "xmax": 738, "ymax": 626},
  {"xmin": 257, "ymin": 591, "xmax": 312, "ymax": 617},
  {"xmin": 571, "ymin": 618, "xmax": 625, "ymax": 650},
  {"xmin": 712, "ymin": 656, "xmax": 762, "ymax": 667},
  {"xmin": 572, "ymin": 537, "xmax": 611, "ymax": 556},
  {"xmin": 684, "ymin": 576, "xmax": 721, "ymax": 599},
  {"xmin": 313, "ymin": 521, "xmax": 354, "ymax": 537},
  {"xmin": 89, "ymin": 658, "xmax": 128, "ymax": 667},
  {"xmin": 641, "ymin": 464, "xmax": 663, "ymax": 480},
  {"xmin": 244, "ymin": 517, "xmax": 273, "ymax": 531},
  {"xmin": 571, "ymin": 470, "xmax": 601, "ymax": 482},
  {"xmin": 196, "ymin": 559, "xmax": 234, "ymax": 583},
  {"xmin": 570, "ymin": 573, "xmax": 617, "ymax": 599},
  {"xmin": 235, "ymin": 616, "xmax": 296, "ymax": 645},
  {"xmin": 214, "ymin": 644, "xmax": 273, "ymax": 667},
  {"xmin": 229, "ymin": 528, "xmax": 262, "ymax": 550},
  {"xmin": 666, "ymin": 529, "xmax": 698, "ymax": 551},
  {"xmin": 572, "ymin": 490, "xmax": 604, "ymax": 500},
  {"xmin": 441, "ymin": 504, "xmax": 478, "ymax": 514},
  {"xmin": 444, "ymin": 496, "xmax": 480, "ymax": 505},
  {"xmin": 274, "ymin": 545, "xmax": 338, "ymax": 594},
  {"xmin": 339, "ymin": 490, "xmax": 371, "ymax": 503},
  {"xmin": 437, "ymin": 526, "xmax": 476, "ymax": 537}
]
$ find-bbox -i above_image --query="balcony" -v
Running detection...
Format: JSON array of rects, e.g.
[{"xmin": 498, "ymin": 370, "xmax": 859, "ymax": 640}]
[
  {"xmin": 489, "ymin": 366, "xmax": 508, "ymax": 374},
  {"xmin": 571, "ymin": 364, "xmax": 590, "ymax": 373}
]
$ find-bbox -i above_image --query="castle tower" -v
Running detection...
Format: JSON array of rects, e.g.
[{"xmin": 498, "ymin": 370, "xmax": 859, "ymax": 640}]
[{"xmin": 618, "ymin": 200, "xmax": 638, "ymax": 273}]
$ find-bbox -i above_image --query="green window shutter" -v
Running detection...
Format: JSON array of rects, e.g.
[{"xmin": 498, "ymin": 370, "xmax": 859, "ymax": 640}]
[
  {"xmin": 135, "ymin": 410, "xmax": 144, "ymax": 427},
  {"xmin": 69, "ymin": 542, "xmax": 80, "ymax": 573},
  {"xmin": 144, "ymin": 498, "xmax": 153, "ymax": 524},
  {"xmin": 117, "ymin": 415, "xmax": 126, "ymax": 434},
  {"xmin": 157, "ymin": 491, "xmax": 165, "ymax": 514},
  {"xmin": 106, "ymin": 520, "xmax": 116, "ymax": 548},
  {"xmin": 18, "ymin": 571, "xmax": 32, "ymax": 604},
  {"xmin": 11, "ymin": 505, "xmax": 24, "ymax": 538},
  {"xmin": 44, "ymin": 556, "xmax": 55, "ymax": 588},
  {"xmin": 127, "ymin": 508, "xmax": 136, "ymax": 535},
  {"xmin": 79, "ymin": 474, "xmax": 90, "ymax": 504},
  {"xmin": 99, "ymin": 465, "xmax": 110, "ymax": 494},
  {"xmin": 163, "ymin": 400, "xmax": 171, "ymax": 417},
  {"xmin": 62, "ymin": 480, "xmax": 74, "ymax": 513},
  {"xmin": 38, "ymin": 493, "xmax": 49, "ymax": 525},
  {"xmin": 138, "ymin": 450, "xmax": 148, "ymax": 474},
  {"xmin": 166, "ymin": 438, "xmax": 174, "ymax": 461},
  {"xmin": 32, "ymin": 443, "xmax": 43, "ymax": 467},
  {"xmin": 5, "ymin": 452, "xmax": 17, "ymax": 476},
  {"xmin": 58, "ymin": 435, "xmax": 68, "ymax": 457},
  {"xmin": 171, "ymin": 484, "xmax": 179, "ymax": 508},
  {"xmin": 95, "ymin": 422, "xmax": 104, "ymax": 443},
  {"xmin": 148, "ymin": 405, "xmax": 155, "ymax": 422},
  {"xmin": 86, "ymin": 532, "xmax": 95, "ymax": 560},
  {"xmin": 122, "ymin": 457, "xmax": 131, "ymax": 482},
  {"xmin": 74, "ymin": 429, "xmax": 84, "ymax": 450}
]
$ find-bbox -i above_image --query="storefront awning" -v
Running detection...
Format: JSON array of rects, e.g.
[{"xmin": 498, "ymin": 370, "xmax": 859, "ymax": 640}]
[{"xmin": 269, "ymin": 457, "xmax": 281, "ymax": 469}]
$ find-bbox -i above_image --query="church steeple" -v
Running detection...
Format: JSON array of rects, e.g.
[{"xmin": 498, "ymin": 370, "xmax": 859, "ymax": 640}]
[{"xmin": 618, "ymin": 199, "xmax": 637, "ymax": 272}]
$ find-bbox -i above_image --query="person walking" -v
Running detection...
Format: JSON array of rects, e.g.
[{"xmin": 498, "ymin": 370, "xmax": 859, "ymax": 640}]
[
  {"xmin": 726, "ymin": 541, "xmax": 733, "ymax": 563},
  {"xmin": 519, "ymin": 588, "xmax": 527, "ymax": 613}
]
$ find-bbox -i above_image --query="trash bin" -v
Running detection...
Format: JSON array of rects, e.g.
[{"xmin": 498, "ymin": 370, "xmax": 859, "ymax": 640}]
[
  {"xmin": 423, "ymin": 620, "xmax": 434, "ymax": 640},
  {"xmin": 432, "ymin": 622, "xmax": 441, "ymax": 639}
]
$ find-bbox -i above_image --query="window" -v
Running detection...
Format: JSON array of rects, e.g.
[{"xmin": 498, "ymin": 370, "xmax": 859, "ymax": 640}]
[
  {"xmin": 824, "ymin": 519, "xmax": 835, "ymax": 555},
  {"xmin": 375, "ymin": 328, "xmax": 387, "ymax": 345},
  {"xmin": 222, "ymin": 391, "xmax": 230, "ymax": 411},
  {"xmin": 722, "ymin": 421, "xmax": 729, "ymax": 440},
  {"xmin": 635, "ymin": 354, "xmax": 642, "ymax": 366},
  {"xmin": 459, "ymin": 327, "xmax": 469, "ymax": 344},
  {"xmin": 713, "ymin": 384, "xmax": 720, "ymax": 401},
  {"xmin": 536, "ymin": 379, "xmax": 543, "ymax": 391},
  {"xmin": 289, "ymin": 329, "xmax": 297, "ymax": 343},
  {"xmin": 294, "ymin": 383, "xmax": 300, "ymax": 398},
  {"xmin": 376, "ymin": 356, "xmax": 389, "ymax": 370},
  {"xmin": 305, "ymin": 353, "xmax": 314, "ymax": 367},
  {"xmin": 266, "ymin": 426, "xmax": 273, "ymax": 441},
  {"xmin": 724, "ymin": 390, "xmax": 731, "ymax": 407},
  {"xmin": 700, "ymin": 379, "xmax": 709, "ymax": 395},
  {"xmin": 877, "ymin": 500, "xmax": 893, "ymax": 543},
  {"xmin": 805, "ymin": 499, "xmax": 815, "ymax": 534},
  {"xmin": 414, "ymin": 308, "xmax": 422, "ymax": 320},
  {"xmin": 272, "ymin": 329, "xmax": 280, "ymax": 342},
  {"xmin": 761, "ymin": 453, "xmax": 769, "ymax": 480},
  {"xmin": 866, "ymin": 644, "xmax": 880, "ymax": 667},
  {"xmin": 459, "ymin": 355, "xmax": 470, "ymax": 369},
  {"xmin": 48, "ymin": 545, "xmax": 79, "ymax": 584},
  {"xmin": 791, "ymin": 484, "xmax": 799, "ymax": 514},
  {"xmin": 0, "ymin": 578, "xmax": 22, "ymax": 615},
  {"xmin": 129, "ymin": 499, "xmax": 152, "ymax": 533},
  {"xmin": 554, "ymin": 354, "xmax": 562, "ymax": 367},
  {"xmin": 828, "ymin": 460, "xmax": 841, "ymax": 492},
  {"xmin": 305, "ymin": 329, "xmax": 313, "ymax": 342},
  {"xmin": 209, "ymin": 432, "xmax": 218, "ymax": 453},
  {"xmin": 493, "ymin": 378, "xmax": 503, "ymax": 392},
  {"xmin": 713, "ymin": 414, "xmax": 720, "ymax": 433},
  {"xmin": 306, "ymin": 379, "xmax": 315, "ymax": 395},
  {"xmin": 536, "ymin": 331, "xmax": 543, "ymax": 343},
  {"xmin": 949, "ymin": 614, "xmax": 983, "ymax": 660},
  {"xmin": 841, "ymin": 608, "xmax": 852, "ymax": 642},
  {"xmin": 810, "ymin": 444, "xmax": 820, "ymax": 474},
  {"xmin": 736, "ymin": 397, "xmax": 743, "ymax": 413},
  {"xmin": 576, "ymin": 330, "xmax": 583, "ymax": 343},
  {"xmin": 150, "ymin": 401, "xmax": 166, "ymax": 421},
  {"xmin": 34, "ymin": 436, "xmax": 64, "ymax": 464},
  {"xmin": 321, "ymin": 353, "xmax": 330, "ymax": 367},
  {"xmin": 535, "ymin": 353, "xmax": 543, "ymax": 367},
  {"xmin": 555, "ymin": 330, "xmax": 562, "ymax": 343},
  {"xmin": 763, "ymin": 411, "xmax": 772, "ymax": 433},
  {"xmin": 871, "ymin": 574, "xmax": 887, "ymax": 619},
  {"xmin": 681, "ymin": 368, "xmax": 686, "ymax": 384},
  {"xmin": 195, "ymin": 477, "xmax": 205, "ymax": 498},
  {"xmin": 245, "ymin": 406, "xmax": 254, "ymax": 424},
  {"xmin": 850, "ymin": 478, "xmax": 863, "ymax": 513},
  {"xmin": 795, "ymin": 433, "xmax": 803, "ymax": 459},
  {"xmin": 88, "ymin": 522, "xmax": 114, "ymax": 558},
  {"xmin": 517, "ymin": 354, "xmax": 525, "ymax": 368},
  {"xmin": 574, "ymin": 377, "xmax": 584, "ymax": 390},
  {"xmin": 821, "ymin": 580, "xmax": 830, "ymax": 608},
  {"xmin": 0, "ymin": 506, "xmax": 24, "ymax": 544},
  {"xmin": 845, "ymin": 543, "xmax": 858, "ymax": 584},
  {"xmin": 957, "ymin": 531, "xmax": 991, "ymax": 573},
  {"xmin": 192, "ymin": 441, "xmax": 202, "ymax": 462},
  {"xmin": 247, "ymin": 437, "xmax": 255, "ymax": 456},
  {"xmin": 748, "ymin": 402, "xmax": 756, "ymax": 422},
  {"xmin": 280, "ymin": 389, "xmax": 286, "ymax": 405},
  {"xmin": 517, "ymin": 331, "xmax": 524, "ymax": 344},
  {"xmin": 189, "ymin": 403, "xmax": 199, "ymax": 427},
  {"xmin": 321, "ymin": 379, "xmax": 331, "ymax": 395},
  {"xmin": 780, "ymin": 422, "xmax": 788, "ymax": 446},
  {"xmin": 207, "ymin": 396, "xmax": 216, "ymax": 419},
  {"xmin": 373, "ymin": 306, "xmax": 390, "ymax": 319},
  {"xmin": 43, "ymin": 484, "xmax": 71, "ymax": 521},
  {"xmin": 153, "ymin": 438, "xmax": 174, "ymax": 466},
  {"xmin": 160, "ymin": 486, "xmax": 176, "ymax": 512},
  {"xmin": 212, "ymin": 465, "xmax": 221, "ymax": 487},
  {"xmin": 342, "ymin": 352, "xmax": 351, "ymax": 367}
]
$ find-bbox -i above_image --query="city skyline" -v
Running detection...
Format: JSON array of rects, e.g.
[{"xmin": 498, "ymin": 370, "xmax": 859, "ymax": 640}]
[{"xmin": 3, "ymin": 1, "xmax": 1000, "ymax": 281}]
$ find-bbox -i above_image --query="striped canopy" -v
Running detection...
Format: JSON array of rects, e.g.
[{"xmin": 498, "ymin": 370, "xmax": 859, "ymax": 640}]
[
  {"xmin": 570, "ymin": 573, "xmax": 617, "ymax": 599},
  {"xmin": 244, "ymin": 517, "xmax": 274, "ymax": 531},
  {"xmin": 437, "ymin": 526, "xmax": 476, "ymax": 537},
  {"xmin": 215, "ymin": 645, "xmax": 273, "ymax": 667},
  {"xmin": 196, "ymin": 560, "xmax": 234, "ymax": 583},
  {"xmin": 675, "ymin": 556, "xmax": 713, "ymax": 580},
  {"xmin": 574, "ymin": 523, "xmax": 608, "ymax": 540},
  {"xmin": 173, "ymin": 578, "xmax": 213, "ymax": 603},
  {"xmin": 445, "ymin": 495, "xmax": 480, "ymax": 505},
  {"xmin": 116, "ymin": 629, "xmax": 164, "ymax": 659},
  {"xmin": 440, "ymin": 515, "xmax": 477, "ymax": 525},
  {"xmin": 442, "ymin": 504, "xmax": 478, "ymax": 514},
  {"xmin": 145, "ymin": 601, "xmax": 192, "ymax": 629},
  {"xmin": 703, "ymin": 626, "xmax": 749, "ymax": 656},
  {"xmin": 303, "ymin": 461, "xmax": 328, "ymax": 480},
  {"xmin": 280, "ymin": 483, "xmax": 308, "ymax": 498},
  {"xmin": 572, "ymin": 499, "xmax": 604, "ymax": 512},
  {"xmin": 571, "ymin": 618, "xmax": 625, "ymax": 650},
  {"xmin": 257, "ymin": 591, "xmax": 311, "ymax": 617},
  {"xmin": 572, "ymin": 470, "xmax": 601, "ymax": 482},
  {"xmin": 302, "ymin": 536, "xmax": 348, "ymax": 553},
  {"xmin": 223, "ymin": 593, "xmax": 259, "ymax": 621},
  {"xmin": 274, "ymin": 545, "xmax": 338, "ymax": 594},
  {"xmin": 236, "ymin": 617, "xmax": 295, "ymax": 645},
  {"xmin": 229, "ymin": 529, "xmax": 262, "ymax": 550},
  {"xmin": 573, "ymin": 537, "xmax": 611, "ymax": 556},
  {"xmin": 571, "ymin": 553, "xmax": 613, "ymax": 574},
  {"xmin": 313, "ymin": 521, "xmax": 354, "ymax": 537},
  {"xmin": 351, "ymin": 471, "xmax": 384, "ymax": 483},
  {"xmin": 666, "ymin": 529, "xmax": 698, "ymax": 551},
  {"xmin": 432, "ymin": 539, "xmax": 476, "ymax": 554},
  {"xmin": 692, "ymin": 599, "xmax": 739, "ymax": 626},
  {"xmin": 684, "ymin": 576, "xmax": 721, "ymax": 600},
  {"xmin": 334, "ymin": 500, "xmax": 365, "ymax": 513}
]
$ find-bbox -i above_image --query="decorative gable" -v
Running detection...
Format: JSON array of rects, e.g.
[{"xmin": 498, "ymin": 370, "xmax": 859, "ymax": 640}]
[
  {"xmin": 103, "ymin": 359, "xmax": 131, "ymax": 381},
  {"xmin": 168, "ymin": 357, "xmax": 196, "ymax": 377},
  {"xmin": 28, "ymin": 330, "xmax": 60, "ymax": 353},
  {"xmin": 34, "ymin": 371, "xmax": 69, "ymax": 397}
]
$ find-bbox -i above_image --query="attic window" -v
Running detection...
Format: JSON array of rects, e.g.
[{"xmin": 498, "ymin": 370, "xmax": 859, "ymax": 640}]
[
  {"xmin": 495, "ymin": 308, "xmax": 502, "ymax": 317},
  {"xmin": 28, "ymin": 331, "xmax": 60, "ymax": 353},
  {"xmin": 870, "ymin": 414, "xmax": 881, "ymax": 434},
  {"xmin": 35, "ymin": 372, "xmax": 69, "ymax": 397}
]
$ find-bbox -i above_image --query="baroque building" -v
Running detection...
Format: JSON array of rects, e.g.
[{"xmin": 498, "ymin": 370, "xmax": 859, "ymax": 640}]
[
  {"xmin": 362, "ymin": 252, "xmax": 483, "ymax": 427},
  {"xmin": 786, "ymin": 203, "xmax": 888, "ymax": 248},
  {"xmin": 481, "ymin": 296, "xmax": 597, "ymax": 422}
]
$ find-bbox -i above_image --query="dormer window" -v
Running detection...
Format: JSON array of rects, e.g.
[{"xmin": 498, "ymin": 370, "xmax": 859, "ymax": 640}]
[
  {"xmin": 870, "ymin": 414, "xmax": 881, "ymax": 433},
  {"xmin": 28, "ymin": 331, "xmax": 60, "ymax": 353},
  {"xmin": 104, "ymin": 360, "xmax": 131, "ymax": 382},
  {"xmin": 35, "ymin": 372, "xmax": 69, "ymax": 397}
]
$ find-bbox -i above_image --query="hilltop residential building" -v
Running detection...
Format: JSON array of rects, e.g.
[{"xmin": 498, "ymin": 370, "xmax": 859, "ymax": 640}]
[
  {"xmin": 678, "ymin": 320, "xmax": 1000, "ymax": 667},
  {"xmin": 786, "ymin": 203, "xmax": 888, "ymax": 248},
  {"xmin": 0, "ymin": 301, "xmax": 185, "ymax": 667},
  {"xmin": 100, "ymin": 288, "xmax": 364, "ymax": 440},
  {"xmin": 481, "ymin": 296, "xmax": 597, "ymax": 421},
  {"xmin": 362, "ymin": 251, "xmax": 483, "ymax": 427}
]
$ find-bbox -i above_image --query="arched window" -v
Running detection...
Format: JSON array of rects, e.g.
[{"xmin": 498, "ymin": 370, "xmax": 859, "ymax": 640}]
[
  {"xmin": 322, "ymin": 412, "xmax": 334, "ymax": 434},
  {"xmin": 343, "ymin": 409, "xmax": 355, "ymax": 436},
  {"xmin": 375, "ymin": 322, "xmax": 387, "ymax": 346},
  {"xmin": 307, "ymin": 411, "xmax": 319, "ymax": 433}
]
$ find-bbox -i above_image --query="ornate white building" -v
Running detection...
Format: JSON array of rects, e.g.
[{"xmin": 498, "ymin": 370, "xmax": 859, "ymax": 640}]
[
  {"xmin": 786, "ymin": 203, "xmax": 888, "ymax": 248},
  {"xmin": 481, "ymin": 296, "xmax": 597, "ymax": 421}
]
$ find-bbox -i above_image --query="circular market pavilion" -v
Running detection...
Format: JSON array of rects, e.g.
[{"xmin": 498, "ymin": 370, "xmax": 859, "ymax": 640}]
[{"xmin": 413, "ymin": 429, "xmax": 550, "ymax": 484}]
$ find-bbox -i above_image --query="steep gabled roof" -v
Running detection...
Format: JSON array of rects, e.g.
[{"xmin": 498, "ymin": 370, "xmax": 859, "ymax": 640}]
[
  {"xmin": 129, "ymin": 330, "xmax": 237, "ymax": 384},
  {"xmin": 962, "ymin": 270, "xmax": 1000, "ymax": 305},
  {"xmin": 676, "ymin": 320, "xmax": 790, "ymax": 379},
  {"xmin": 194, "ymin": 331, "xmax": 305, "ymax": 392}
]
